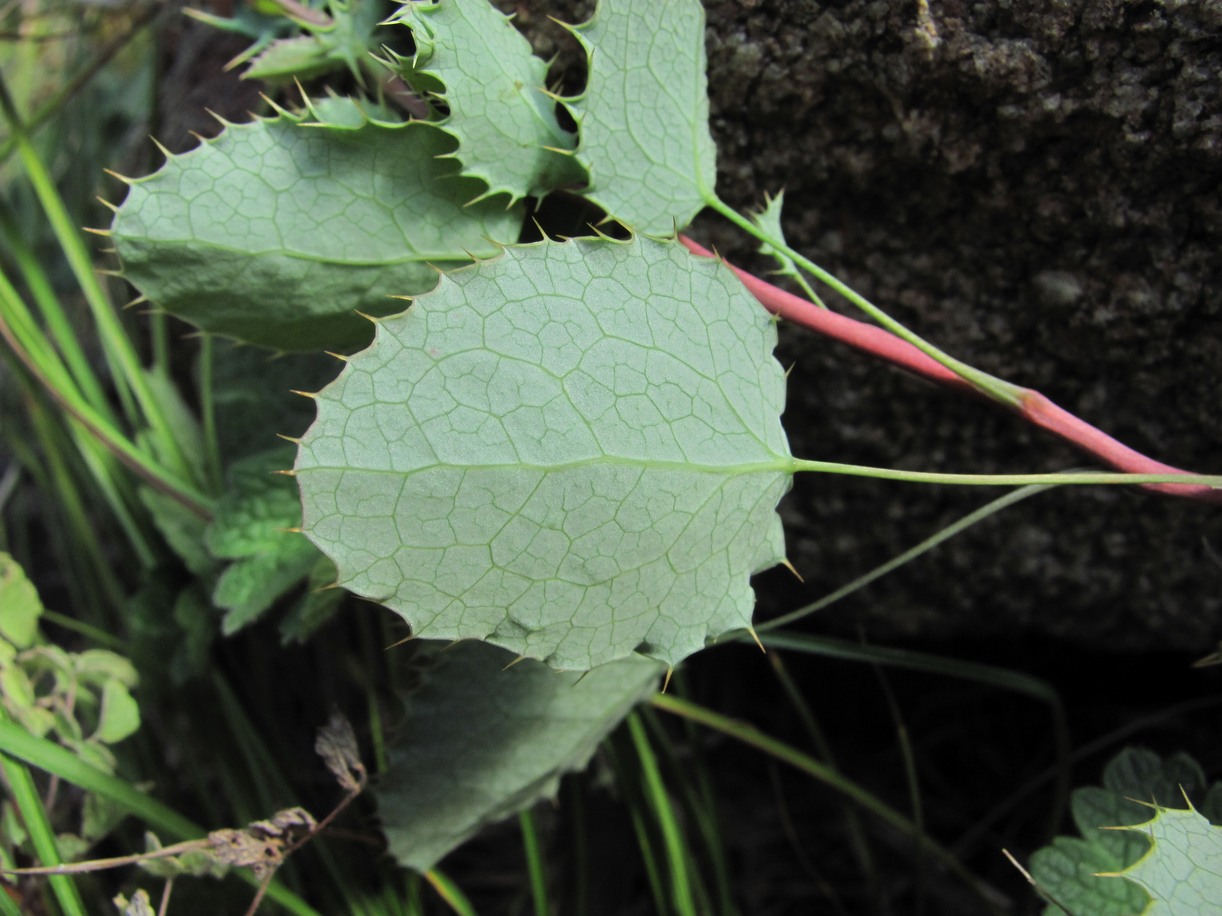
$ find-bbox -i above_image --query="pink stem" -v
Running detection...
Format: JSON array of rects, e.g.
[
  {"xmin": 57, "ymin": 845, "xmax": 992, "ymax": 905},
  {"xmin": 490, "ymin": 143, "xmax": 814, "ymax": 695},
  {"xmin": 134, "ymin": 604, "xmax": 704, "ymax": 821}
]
[{"xmin": 680, "ymin": 235, "xmax": 1221, "ymax": 505}]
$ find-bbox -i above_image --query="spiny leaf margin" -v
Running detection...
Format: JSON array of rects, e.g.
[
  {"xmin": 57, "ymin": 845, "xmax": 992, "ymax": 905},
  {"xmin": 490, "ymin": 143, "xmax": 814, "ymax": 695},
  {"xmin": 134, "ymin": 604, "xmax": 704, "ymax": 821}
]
[
  {"xmin": 110, "ymin": 97, "xmax": 523, "ymax": 350},
  {"xmin": 295, "ymin": 234, "xmax": 792, "ymax": 670},
  {"xmin": 389, "ymin": 0, "xmax": 582, "ymax": 203},
  {"xmin": 561, "ymin": 0, "xmax": 717, "ymax": 234}
]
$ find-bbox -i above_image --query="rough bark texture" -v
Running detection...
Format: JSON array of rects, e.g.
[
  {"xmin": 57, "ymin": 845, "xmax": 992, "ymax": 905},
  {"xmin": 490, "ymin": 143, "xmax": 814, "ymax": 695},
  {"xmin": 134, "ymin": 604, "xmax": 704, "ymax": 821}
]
[{"xmin": 513, "ymin": 0, "xmax": 1222, "ymax": 651}]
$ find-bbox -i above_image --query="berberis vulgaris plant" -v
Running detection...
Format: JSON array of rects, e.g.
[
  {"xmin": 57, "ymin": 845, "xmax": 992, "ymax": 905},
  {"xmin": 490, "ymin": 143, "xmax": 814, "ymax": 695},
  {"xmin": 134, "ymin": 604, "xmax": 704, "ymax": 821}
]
[{"xmin": 5, "ymin": 0, "xmax": 1220, "ymax": 909}]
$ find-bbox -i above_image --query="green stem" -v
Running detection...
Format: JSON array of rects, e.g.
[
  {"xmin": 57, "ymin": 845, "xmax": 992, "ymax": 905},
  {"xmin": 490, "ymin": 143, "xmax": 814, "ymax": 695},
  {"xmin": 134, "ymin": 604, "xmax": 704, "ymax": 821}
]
[
  {"xmin": 0, "ymin": 71, "xmax": 195, "ymax": 485},
  {"xmin": 627, "ymin": 713, "xmax": 696, "ymax": 916},
  {"xmin": 707, "ymin": 195, "xmax": 1023, "ymax": 408},
  {"xmin": 651, "ymin": 694, "xmax": 1003, "ymax": 912},
  {"xmin": 790, "ymin": 459, "xmax": 1222, "ymax": 490},
  {"xmin": 0, "ymin": 287, "xmax": 212, "ymax": 520},
  {"xmin": 0, "ymin": 717, "xmax": 87, "ymax": 916},
  {"xmin": 759, "ymin": 484, "xmax": 1051, "ymax": 631},
  {"xmin": 519, "ymin": 809, "xmax": 549, "ymax": 916},
  {"xmin": 0, "ymin": 721, "xmax": 321, "ymax": 916}
]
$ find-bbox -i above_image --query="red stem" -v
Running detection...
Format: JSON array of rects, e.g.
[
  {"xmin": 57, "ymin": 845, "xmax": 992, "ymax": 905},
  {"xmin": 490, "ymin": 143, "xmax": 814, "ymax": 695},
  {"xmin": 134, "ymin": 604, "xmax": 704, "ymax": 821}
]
[{"xmin": 680, "ymin": 235, "xmax": 1221, "ymax": 505}]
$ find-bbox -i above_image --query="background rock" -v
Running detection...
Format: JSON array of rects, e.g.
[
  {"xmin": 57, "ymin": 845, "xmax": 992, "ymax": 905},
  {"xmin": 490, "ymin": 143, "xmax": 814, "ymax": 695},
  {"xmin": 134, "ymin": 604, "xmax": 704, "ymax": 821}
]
[{"xmin": 519, "ymin": 0, "xmax": 1222, "ymax": 650}]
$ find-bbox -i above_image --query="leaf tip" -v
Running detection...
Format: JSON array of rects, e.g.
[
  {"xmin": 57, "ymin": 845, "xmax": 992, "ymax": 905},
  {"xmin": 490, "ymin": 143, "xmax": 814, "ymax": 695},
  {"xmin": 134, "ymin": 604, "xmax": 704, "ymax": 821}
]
[
  {"xmin": 502, "ymin": 654, "xmax": 529, "ymax": 671},
  {"xmin": 82, "ymin": 226, "xmax": 112, "ymax": 238},
  {"xmin": 746, "ymin": 626, "xmax": 766, "ymax": 655},
  {"xmin": 288, "ymin": 390, "xmax": 317, "ymax": 400},
  {"xmin": 780, "ymin": 558, "xmax": 804, "ymax": 583},
  {"xmin": 661, "ymin": 667, "xmax": 674, "ymax": 694},
  {"xmin": 324, "ymin": 351, "xmax": 349, "ymax": 362}
]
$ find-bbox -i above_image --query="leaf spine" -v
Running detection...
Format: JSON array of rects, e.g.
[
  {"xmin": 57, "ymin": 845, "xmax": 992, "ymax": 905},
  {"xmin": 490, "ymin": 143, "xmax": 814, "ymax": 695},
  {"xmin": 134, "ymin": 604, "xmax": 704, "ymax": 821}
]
[
  {"xmin": 288, "ymin": 389, "xmax": 317, "ymax": 399},
  {"xmin": 102, "ymin": 168, "xmax": 133, "ymax": 185},
  {"xmin": 82, "ymin": 226, "xmax": 112, "ymax": 237},
  {"xmin": 745, "ymin": 626, "xmax": 766, "ymax": 654},
  {"xmin": 502, "ymin": 654, "xmax": 528, "ymax": 671},
  {"xmin": 661, "ymin": 667, "xmax": 674, "ymax": 693}
]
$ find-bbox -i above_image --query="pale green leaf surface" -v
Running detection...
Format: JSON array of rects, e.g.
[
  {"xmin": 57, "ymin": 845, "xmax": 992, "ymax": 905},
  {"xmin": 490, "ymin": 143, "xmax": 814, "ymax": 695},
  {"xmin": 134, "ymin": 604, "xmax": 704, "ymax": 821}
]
[
  {"xmin": 1029, "ymin": 748, "xmax": 1218, "ymax": 916},
  {"xmin": 296, "ymin": 236, "xmax": 792, "ymax": 669},
  {"xmin": 565, "ymin": 0, "xmax": 716, "ymax": 234},
  {"xmin": 378, "ymin": 640, "xmax": 663, "ymax": 871},
  {"xmin": 112, "ymin": 102, "xmax": 523, "ymax": 350},
  {"xmin": 392, "ymin": 0, "xmax": 581, "ymax": 201},
  {"xmin": 0, "ymin": 553, "xmax": 42, "ymax": 649},
  {"xmin": 1119, "ymin": 805, "xmax": 1222, "ymax": 914}
]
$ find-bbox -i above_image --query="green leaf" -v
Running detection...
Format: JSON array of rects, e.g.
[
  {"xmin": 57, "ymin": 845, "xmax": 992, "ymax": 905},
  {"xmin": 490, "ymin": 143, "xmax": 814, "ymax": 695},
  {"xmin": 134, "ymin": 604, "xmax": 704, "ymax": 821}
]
[
  {"xmin": 1029, "ymin": 748, "xmax": 1221, "ymax": 916},
  {"xmin": 206, "ymin": 448, "xmax": 322, "ymax": 632},
  {"xmin": 244, "ymin": 0, "xmax": 384, "ymax": 84},
  {"xmin": 279, "ymin": 557, "xmax": 344, "ymax": 644},
  {"xmin": 378, "ymin": 640, "xmax": 663, "ymax": 871},
  {"xmin": 296, "ymin": 235, "xmax": 792, "ymax": 670},
  {"xmin": 0, "ymin": 553, "xmax": 42, "ymax": 649},
  {"xmin": 752, "ymin": 191, "xmax": 803, "ymax": 279},
  {"xmin": 93, "ymin": 681, "xmax": 140, "ymax": 745},
  {"xmin": 138, "ymin": 487, "xmax": 217, "ymax": 578},
  {"xmin": 1118, "ymin": 804, "xmax": 1222, "ymax": 913},
  {"xmin": 111, "ymin": 100, "xmax": 524, "ymax": 350},
  {"xmin": 210, "ymin": 346, "xmax": 338, "ymax": 460},
  {"xmin": 212, "ymin": 538, "xmax": 321, "ymax": 635},
  {"xmin": 391, "ymin": 0, "xmax": 581, "ymax": 202},
  {"xmin": 564, "ymin": 0, "xmax": 716, "ymax": 233},
  {"xmin": 75, "ymin": 650, "xmax": 139, "ymax": 688},
  {"xmin": 206, "ymin": 449, "xmax": 302, "ymax": 559}
]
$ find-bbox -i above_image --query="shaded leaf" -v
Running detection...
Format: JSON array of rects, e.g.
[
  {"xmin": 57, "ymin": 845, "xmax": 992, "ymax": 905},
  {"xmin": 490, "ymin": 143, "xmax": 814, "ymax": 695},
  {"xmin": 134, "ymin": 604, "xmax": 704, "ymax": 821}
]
[{"xmin": 378, "ymin": 640, "xmax": 663, "ymax": 871}]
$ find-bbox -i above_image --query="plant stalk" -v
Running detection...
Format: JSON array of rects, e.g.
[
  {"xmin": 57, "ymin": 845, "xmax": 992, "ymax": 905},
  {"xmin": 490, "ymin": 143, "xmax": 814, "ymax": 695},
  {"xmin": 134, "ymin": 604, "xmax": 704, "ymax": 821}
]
[{"xmin": 681, "ymin": 235, "xmax": 1222, "ymax": 505}]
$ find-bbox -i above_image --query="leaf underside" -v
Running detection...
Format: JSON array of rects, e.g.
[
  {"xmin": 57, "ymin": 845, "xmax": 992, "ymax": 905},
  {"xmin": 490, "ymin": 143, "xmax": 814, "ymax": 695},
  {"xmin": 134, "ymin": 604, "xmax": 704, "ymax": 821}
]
[
  {"xmin": 111, "ymin": 100, "xmax": 523, "ymax": 351},
  {"xmin": 565, "ymin": 0, "xmax": 717, "ymax": 234},
  {"xmin": 378, "ymin": 640, "xmax": 663, "ymax": 872},
  {"xmin": 1029, "ymin": 749, "xmax": 1221, "ymax": 915},
  {"xmin": 1120, "ymin": 804, "xmax": 1222, "ymax": 913},
  {"xmin": 392, "ymin": 0, "xmax": 582, "ymax": 202},
  {"xmin": 296, "ymin": 235, "xmax": 792, "ymax": 670}
]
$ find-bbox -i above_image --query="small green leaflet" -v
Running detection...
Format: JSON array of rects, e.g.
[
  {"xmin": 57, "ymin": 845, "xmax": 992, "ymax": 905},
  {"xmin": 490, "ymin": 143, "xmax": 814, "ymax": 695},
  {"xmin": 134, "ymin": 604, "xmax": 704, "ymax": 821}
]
[
  {"xmin": 111, "ymin": 99, "xmax": 523, "ymax": 350},
  {"xmin": 564, "ymin": 0, "xmax": 717, "ymax": 234},
  {"xmin": 296, "ymin": 235, "xmax": 793, "ymax": 670},
  {"xmin": 391, "ymin": 0, "xmax": 582, "ymax": 202},
  {"xmin": 378, "ymin": 640, "xmax": 663, "ymax": 871}
]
